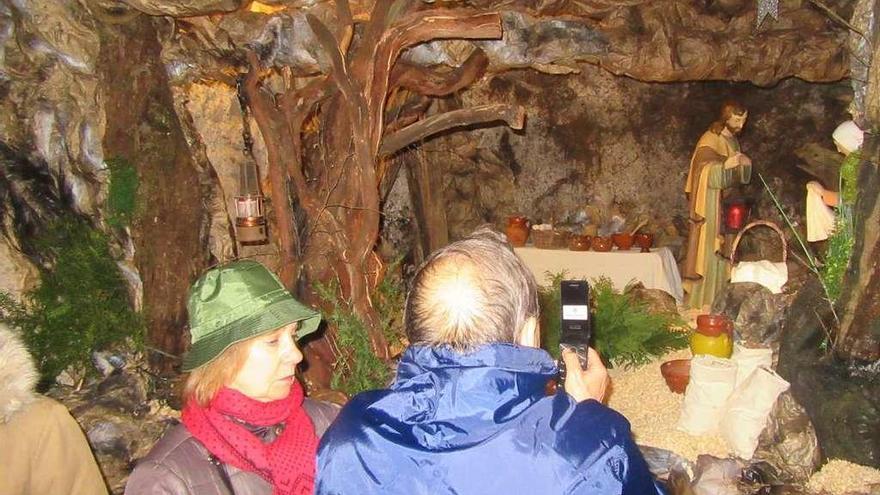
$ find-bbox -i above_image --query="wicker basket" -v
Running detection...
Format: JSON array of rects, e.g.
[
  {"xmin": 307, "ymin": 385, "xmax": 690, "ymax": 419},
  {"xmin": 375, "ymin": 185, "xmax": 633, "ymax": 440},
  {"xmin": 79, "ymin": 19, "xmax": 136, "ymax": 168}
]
[
  {"xmin": 729, "ymin": 220, "xmax": 788, "ymax": 265},
  {"xmin": 531, "ymin": 229, "xmax": 570, "ymax": 249}
]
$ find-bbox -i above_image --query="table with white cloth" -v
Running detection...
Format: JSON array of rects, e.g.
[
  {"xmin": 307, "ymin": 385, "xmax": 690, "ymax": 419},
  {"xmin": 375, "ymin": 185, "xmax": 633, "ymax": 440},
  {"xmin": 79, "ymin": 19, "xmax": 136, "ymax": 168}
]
[{"xmin": 513, "ymin": 246, "xmax": 684, "ymax": 302}]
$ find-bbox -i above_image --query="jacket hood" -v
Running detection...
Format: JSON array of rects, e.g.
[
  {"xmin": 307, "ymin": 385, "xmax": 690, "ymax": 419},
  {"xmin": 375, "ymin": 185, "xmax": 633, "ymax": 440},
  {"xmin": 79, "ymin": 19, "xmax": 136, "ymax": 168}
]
[
  {"xmin": 369, "ymin": 343, "xmax": 557, "ymax": 451},
  {"xmin": 0, "ymin": 324, "xmax": 38, "ymax": 423}
]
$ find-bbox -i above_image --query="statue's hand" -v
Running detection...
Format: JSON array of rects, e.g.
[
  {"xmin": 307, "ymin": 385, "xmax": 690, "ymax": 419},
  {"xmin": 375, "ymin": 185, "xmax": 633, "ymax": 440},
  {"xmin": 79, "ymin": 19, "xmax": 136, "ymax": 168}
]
[
  {"xmin": 724, "ymin": 154, "xmax": 741, "ymax": 169},
  {"xmin": 738, "ymin": 153, "xmax": 752, "ymax": 167}
]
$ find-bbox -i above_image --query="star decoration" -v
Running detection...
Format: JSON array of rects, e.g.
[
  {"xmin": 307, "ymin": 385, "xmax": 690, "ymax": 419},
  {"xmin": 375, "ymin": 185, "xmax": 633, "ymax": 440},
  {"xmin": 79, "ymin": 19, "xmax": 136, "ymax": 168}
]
[{"xmin": 756, "ymin": 0, "xmax": 779, "ymax": 28}]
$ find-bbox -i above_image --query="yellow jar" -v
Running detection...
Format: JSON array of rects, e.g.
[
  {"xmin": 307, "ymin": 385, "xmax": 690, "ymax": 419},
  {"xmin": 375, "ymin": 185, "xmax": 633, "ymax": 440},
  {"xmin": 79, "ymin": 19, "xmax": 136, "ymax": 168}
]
[
  {"xmin": 690, "ymin": 314, "xmax": 734, "ymax": 358},
  {"xmin": 689, "ymin": 331, "xmax": 733, "ymax": 358}
]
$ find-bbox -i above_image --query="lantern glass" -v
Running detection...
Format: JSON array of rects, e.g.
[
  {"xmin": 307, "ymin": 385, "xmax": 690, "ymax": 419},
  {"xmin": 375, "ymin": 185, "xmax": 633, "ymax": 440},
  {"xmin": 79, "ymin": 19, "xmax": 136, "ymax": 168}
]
[{"xmin": 235, "ymin": 195, "xmax": 264, "ymax": 219}]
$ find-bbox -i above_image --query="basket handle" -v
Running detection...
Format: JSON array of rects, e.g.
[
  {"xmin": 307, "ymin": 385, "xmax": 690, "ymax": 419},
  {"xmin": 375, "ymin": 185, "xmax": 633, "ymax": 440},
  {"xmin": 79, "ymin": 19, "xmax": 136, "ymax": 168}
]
[{"xmin": 730, "ymin": 220, "xmax": 788, "ymax": 264}]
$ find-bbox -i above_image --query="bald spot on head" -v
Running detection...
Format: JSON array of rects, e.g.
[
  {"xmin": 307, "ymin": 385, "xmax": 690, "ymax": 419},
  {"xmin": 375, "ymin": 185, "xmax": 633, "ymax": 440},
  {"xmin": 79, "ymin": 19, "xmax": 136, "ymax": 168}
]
[
  {"xmin": 410, "ymin": 255, "xmax": 486, "ymax": 346},
  {"xmin": 404, "ymin": 225, "xmax": 539, "ymax": 349}
]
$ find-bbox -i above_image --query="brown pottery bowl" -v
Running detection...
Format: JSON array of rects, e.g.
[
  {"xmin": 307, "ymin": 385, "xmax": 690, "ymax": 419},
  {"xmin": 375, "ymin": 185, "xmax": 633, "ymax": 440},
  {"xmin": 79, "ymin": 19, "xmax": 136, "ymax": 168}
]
[
  {"xmin": 660, "ymin": 358, "xmax": 691, "ymax": 394},
  {"xmin": 634, "ymin": 233, "xmax": 654, "ymax": 252},
  {"xmin": 591, "ymin": 236, "xmax": 613, "ymax": 252},
  {"xmin": 612, "ymin": 233, "xmax": 634, "ymax": 250},
  {"xmin": 568, "ymin": 235, "xmax": 592, "ymax": 251}
]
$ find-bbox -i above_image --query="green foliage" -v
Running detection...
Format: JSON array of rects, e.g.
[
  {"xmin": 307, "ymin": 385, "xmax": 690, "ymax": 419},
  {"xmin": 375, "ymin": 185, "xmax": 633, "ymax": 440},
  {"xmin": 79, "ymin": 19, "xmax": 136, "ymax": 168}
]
[
  {"xmin": 821, "ymin": 207, "xmax": 856, "ymax": 303},
  {"xmin": 373, "ymin": 259, "xmax": 407, "ymax": 349},
  {"xmin": 0, "ymin": 217, "xmax": 143, "ymax": 387},
  {"xmin": 105, "ymin": 157, "xmax": 139, "ymax": 228},
  {"xmin": 819, "ymin": 150, "xmax": 859, "ymax": 302},
  {"xmin": 314, "ymin": 263, "xmax": 405, "ymax": 396},
  {"xmin": 839, "ymin": 150, "xmax": 860, "ymax": 206},
  {"xmin": 539, "ymin": 272, "xmax": 564, "ymax": 360},
  {"xmin": 539, "ymin": 273, "xmax": 688, "ymax": 368}
]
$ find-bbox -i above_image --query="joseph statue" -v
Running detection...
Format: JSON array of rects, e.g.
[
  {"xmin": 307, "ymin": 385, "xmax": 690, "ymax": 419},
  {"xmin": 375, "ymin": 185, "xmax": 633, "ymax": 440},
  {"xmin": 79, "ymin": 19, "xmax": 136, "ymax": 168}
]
[{"xmin": 683, "ymin": 101, "xmax": 752, "ymax": 310}]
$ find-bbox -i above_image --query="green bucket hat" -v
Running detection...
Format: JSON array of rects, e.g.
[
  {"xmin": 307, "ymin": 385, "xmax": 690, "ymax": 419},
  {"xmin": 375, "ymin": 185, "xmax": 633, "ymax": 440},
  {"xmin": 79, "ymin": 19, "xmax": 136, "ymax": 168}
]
[{"xmin": 182, "ymin": 260, "xmax": 321, "ymax": 371}]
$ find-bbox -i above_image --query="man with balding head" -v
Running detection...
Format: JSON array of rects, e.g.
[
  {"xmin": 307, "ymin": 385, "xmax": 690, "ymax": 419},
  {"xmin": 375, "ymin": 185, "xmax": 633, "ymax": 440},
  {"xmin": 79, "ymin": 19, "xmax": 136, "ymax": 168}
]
[{"xmin": 316, "ymin": 227, "xmax": 665, "ymax": 495}]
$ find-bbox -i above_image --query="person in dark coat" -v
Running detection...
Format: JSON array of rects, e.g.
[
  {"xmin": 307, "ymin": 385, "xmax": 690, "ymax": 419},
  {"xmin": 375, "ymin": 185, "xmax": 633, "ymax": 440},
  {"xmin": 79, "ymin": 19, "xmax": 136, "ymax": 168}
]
[
  {"xmin": 126, "ymin": 260, "xmax": 338, "ymax": 495},
  {"xmin": 316, "ymin": 227, "xmax": 665, "ymax": 495}
]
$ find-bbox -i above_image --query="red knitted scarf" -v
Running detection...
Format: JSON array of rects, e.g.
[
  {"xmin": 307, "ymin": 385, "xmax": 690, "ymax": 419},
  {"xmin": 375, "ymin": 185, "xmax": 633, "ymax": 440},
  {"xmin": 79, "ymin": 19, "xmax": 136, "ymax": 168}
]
[{"xmin": 181, "ymin": 382, "xmax": 318, "ymax": 495}]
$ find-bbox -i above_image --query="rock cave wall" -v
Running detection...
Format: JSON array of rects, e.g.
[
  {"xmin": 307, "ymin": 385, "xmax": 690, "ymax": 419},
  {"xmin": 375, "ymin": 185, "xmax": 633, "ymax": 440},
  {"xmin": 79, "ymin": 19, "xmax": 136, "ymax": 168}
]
[
  {"xmin": 1, "ymin": 0, "xmax": 853, "ymax": 359},
  {"xmin": 383, "ymin": 67, "xmax": 850, "ymax": 260}
]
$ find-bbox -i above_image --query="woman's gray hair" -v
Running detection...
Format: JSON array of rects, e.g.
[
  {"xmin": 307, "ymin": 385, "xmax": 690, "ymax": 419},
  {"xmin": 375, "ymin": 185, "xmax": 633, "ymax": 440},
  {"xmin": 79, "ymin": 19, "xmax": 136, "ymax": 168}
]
[{"xmin": 404, "ymin": 225, "xmax": 539, "ymax": 349}]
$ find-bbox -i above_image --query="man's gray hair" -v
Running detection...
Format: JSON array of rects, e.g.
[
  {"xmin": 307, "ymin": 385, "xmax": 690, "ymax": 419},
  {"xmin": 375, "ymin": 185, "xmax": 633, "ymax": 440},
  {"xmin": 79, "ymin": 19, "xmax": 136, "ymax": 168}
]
[{"xmin": 404, "ymin": 226, "xmax": 540, "ymax": 349}]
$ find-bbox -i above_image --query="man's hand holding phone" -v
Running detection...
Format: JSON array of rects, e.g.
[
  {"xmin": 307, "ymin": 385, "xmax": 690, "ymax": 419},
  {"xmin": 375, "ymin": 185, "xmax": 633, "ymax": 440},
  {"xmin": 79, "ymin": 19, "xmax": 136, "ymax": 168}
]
[{"xmin": 562, "ymin": 347, "xmax": 608, "ymax": 403}]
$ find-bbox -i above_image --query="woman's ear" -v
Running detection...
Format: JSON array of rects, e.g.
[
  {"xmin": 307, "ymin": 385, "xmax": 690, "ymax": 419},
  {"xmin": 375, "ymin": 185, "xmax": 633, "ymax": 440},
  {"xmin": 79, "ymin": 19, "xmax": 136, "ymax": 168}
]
[{"xmin": 516, "ymin": 316, "xmax": 540, "ymax": 348}]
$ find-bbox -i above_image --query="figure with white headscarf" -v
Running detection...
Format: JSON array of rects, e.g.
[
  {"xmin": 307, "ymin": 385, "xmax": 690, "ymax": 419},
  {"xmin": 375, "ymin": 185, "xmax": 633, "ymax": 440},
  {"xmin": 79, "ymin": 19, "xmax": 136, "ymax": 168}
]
[{"xmin": 805, "ymin": 120, "xmax": 864, "ymax": 242}]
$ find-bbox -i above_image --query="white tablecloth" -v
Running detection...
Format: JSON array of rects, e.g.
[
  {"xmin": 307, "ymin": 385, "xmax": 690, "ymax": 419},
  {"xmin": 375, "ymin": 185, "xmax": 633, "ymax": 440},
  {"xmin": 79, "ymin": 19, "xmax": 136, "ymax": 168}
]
[{"xmin": 513, "ymin": 246, "xmax": 684, "ymax": 302}]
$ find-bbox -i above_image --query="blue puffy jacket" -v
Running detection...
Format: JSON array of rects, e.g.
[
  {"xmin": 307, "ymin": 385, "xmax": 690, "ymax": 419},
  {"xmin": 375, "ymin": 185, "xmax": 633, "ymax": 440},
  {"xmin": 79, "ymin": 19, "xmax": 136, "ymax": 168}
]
[{"xmin": 317, "ymin": 344, "xmax": 666, "ymax": 495}]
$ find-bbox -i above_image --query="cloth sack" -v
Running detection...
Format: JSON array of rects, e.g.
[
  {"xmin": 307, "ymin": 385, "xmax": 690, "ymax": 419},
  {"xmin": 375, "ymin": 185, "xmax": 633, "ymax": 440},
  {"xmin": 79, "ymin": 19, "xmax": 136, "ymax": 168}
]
[
  {"xmin": 678, "ymin": 355, "xmax": 738, "ymax": 436},
  {"xmin": 806, "ymin": 182, "xmax": 836, "ymax": 242},
  {"xmin": 730, "ymin": 260, "xmax": 788, "ymax": 294},
  {"xmin": 720, "ymin": 367, "xmax": 790, "ymax": 460},
  {"xmin": 730, "ymin": 344, "xmax": 773, "ymax": 389}
]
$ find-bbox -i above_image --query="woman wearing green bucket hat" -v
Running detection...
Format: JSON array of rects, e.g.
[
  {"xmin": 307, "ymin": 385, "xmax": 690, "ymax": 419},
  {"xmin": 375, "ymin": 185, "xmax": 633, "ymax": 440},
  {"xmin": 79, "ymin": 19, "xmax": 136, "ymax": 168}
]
[{"xmin": 126, "ymin": 260, "xmax": 339, "ymax": 495}]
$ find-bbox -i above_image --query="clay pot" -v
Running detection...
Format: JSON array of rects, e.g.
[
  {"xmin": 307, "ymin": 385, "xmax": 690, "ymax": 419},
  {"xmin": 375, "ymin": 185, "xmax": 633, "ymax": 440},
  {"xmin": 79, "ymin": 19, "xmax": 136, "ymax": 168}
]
[
  {"xmin": 695, "ymin": 314, "xmax": 733, "ymax": 337},
  {"xmin": 634, "ymin": 233, "xmax": 654, "ymax": 253},
  {"xmin": 612, "ymin": 233, "xmax": 634, "ymax": 250},
  {"xmin": 506, "ymin": 216, "xmax": 530, "ymax": 247},
  {"xmin": 569, "ymin": 235, "xmax": 591, "ymax": 251},
  {"xmin": 591, "ymin": 236, "xmax": 613, "ymax": 252},
  {"xmin": 660, "ymin": 359, "xmax": 691, "ymax": 394}
]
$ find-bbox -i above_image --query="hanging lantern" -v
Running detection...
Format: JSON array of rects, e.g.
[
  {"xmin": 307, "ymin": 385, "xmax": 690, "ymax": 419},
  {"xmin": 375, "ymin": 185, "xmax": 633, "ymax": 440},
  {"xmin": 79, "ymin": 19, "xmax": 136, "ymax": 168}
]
[
  {"xmin": 234, "ymin": 194, "xmax": 267, "ymax": 244},
  {"xmin": 235, "ymin": 157, "xmax": 268, "ymax": 244},
  {"xmin": 723, "ymin": 198, "xmax": 751, "ymax": 233}
]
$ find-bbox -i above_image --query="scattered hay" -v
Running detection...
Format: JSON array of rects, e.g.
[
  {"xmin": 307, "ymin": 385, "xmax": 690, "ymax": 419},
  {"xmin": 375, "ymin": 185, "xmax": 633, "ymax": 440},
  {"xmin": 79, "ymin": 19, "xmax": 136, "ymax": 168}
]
[
  {"xmin": 607, "ymin": 349, "xmax": 728, "ymax": 462},
  {"xmin": 807, "ymin": 459, "xmax": 880, "ymax": 494}
]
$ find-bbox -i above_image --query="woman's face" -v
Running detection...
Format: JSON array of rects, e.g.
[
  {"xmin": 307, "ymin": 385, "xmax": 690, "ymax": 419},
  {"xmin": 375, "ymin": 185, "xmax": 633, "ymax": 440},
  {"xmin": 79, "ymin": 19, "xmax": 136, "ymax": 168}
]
[{"xmin": 229, "ymin": 323, "xmax": 304, "ymax": 402}]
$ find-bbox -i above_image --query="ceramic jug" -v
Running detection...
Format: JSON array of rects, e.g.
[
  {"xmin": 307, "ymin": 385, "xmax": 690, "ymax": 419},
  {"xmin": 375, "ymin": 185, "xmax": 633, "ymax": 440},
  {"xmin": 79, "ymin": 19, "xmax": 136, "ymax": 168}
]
[{"xmin": 506, "ymin": 216, "xmax": 530, "ymax": 247}]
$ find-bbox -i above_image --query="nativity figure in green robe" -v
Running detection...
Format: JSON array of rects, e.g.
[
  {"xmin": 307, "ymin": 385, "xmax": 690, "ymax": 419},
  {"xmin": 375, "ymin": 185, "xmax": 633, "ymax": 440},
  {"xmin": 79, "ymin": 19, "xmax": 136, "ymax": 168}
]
[{"xmin": 683, "ymin": 101, "xmax": 753, "ymax": 310}]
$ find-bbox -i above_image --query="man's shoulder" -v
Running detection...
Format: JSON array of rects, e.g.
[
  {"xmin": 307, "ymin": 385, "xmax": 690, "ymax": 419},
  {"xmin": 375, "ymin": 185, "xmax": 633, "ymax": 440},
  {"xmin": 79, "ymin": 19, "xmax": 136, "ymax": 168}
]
[
  {"xmin": 321, "ymin": 389, "xmax": 388, "ymax": 433},
  {"xmin": 696, "ymin": 129, "xmax": 723, "ymax": 148}
]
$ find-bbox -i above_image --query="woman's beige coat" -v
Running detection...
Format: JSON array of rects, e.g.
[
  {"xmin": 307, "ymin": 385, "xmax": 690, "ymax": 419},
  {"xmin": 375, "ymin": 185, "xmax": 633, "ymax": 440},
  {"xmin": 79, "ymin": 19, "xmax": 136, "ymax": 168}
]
[{"xmin": 0, "ymin": 326, "xmax": 109, "ymax": 495}]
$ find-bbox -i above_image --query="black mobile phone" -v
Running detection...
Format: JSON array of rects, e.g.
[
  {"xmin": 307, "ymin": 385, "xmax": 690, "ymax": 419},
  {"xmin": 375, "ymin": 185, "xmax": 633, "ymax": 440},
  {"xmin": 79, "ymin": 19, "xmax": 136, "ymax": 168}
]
[{"xmin": 558, "ymin": 280, "xmax": 591, "ymax": 384}]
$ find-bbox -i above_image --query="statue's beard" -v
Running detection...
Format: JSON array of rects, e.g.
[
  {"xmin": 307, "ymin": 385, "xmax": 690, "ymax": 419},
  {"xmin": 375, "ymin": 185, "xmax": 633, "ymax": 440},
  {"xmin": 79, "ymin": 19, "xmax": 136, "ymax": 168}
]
[{"xmin": 725, "ymin": 123, "xmax": 743, "ymax": 135}]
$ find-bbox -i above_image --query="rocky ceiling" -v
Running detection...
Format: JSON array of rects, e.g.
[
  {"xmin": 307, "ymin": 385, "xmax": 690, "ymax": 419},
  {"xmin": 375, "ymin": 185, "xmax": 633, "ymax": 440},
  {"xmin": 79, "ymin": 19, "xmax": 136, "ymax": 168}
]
[{"xmin": 79, "ymin": 0, "xmax": 849, "ymax": 86}]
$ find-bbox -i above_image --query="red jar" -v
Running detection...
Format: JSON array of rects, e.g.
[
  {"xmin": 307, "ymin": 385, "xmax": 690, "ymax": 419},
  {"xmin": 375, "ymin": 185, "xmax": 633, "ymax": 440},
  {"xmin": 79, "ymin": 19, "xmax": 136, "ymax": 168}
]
[{"xmin": 506, "ymin": 216, "xmax": 530, "ymax": 247}]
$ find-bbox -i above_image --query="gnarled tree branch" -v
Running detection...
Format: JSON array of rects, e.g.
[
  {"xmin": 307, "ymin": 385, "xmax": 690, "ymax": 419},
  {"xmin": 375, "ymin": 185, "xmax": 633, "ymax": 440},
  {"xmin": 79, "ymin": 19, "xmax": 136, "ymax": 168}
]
[
  {"xmin": 378, "ymin": 103, "xmax": 525, "ymax": 157},
  {"xmin": 390, "ymin": 49, "xmax": 489, "ymax": 96},
  {"xmin": 362, "ymin": 10, "xmax": 503, "ymax": 157}
]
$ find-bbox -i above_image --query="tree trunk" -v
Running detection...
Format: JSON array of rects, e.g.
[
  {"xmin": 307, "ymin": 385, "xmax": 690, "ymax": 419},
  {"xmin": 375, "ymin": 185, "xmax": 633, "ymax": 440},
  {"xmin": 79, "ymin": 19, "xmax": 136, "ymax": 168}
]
[
  {"xmin": 98, "ymin": 16, "xmax": 210, "ymax": 371},
  {"xmin": 245, "ymin": 5, "xmax": 517, "ymax": 389},
  {"xmin": 404, "ymin": 147, "xmax": 449, "ymax": 259}
]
